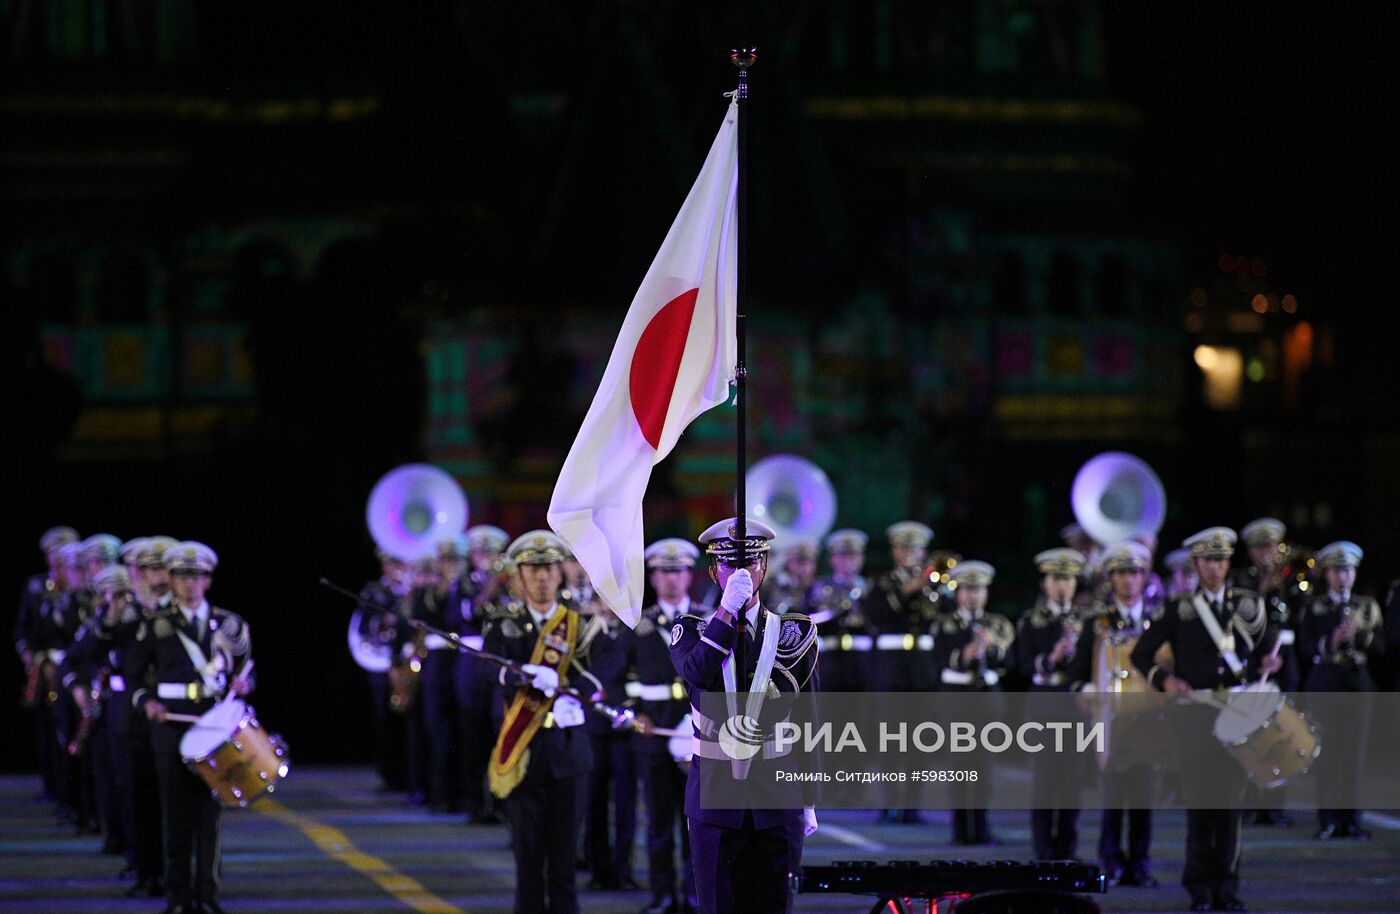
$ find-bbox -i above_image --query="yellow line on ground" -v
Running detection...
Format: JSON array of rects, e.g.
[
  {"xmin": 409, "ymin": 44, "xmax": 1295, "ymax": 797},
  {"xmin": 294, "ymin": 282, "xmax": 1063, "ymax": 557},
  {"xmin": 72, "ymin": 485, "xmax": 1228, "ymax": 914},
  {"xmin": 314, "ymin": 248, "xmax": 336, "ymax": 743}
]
[{"xmin": 257, "ymin": 798, "xmax": 468, "ymax": 914}]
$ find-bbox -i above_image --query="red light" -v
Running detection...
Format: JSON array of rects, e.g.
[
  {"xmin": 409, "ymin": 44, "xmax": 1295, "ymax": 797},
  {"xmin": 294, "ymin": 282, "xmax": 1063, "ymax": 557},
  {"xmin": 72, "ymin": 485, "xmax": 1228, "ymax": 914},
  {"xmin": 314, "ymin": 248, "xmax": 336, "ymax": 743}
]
[
  {"xmin": 1251, "ymin": 257, "xmax": 1268, "ymax": 277},
  {"xmin": 1234, "ymin": 256, "xmax": 1250, "ymax": 275},
  {"xmin": 1218, "ymin": 254, "xmax": 1234, "ymax": 272}
]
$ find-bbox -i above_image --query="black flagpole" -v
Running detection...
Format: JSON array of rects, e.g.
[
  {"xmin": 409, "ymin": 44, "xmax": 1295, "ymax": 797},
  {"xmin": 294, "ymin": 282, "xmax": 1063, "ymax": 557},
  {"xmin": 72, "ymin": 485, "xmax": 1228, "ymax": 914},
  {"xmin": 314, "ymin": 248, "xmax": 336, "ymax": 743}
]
[{"xmin": 731, "ymin": 47, "xmax": 755, "ymax": 694}]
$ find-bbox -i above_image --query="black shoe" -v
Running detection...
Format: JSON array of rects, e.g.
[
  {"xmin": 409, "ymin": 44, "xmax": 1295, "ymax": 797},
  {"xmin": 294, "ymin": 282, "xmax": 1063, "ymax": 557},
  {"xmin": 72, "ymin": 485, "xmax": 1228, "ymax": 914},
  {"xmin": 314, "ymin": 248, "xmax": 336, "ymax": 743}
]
[
  {"xmin": 899, "ymin": 809, "xmax": 922, "ymax": 824},
  {"xmin": 159, "ymin": 904, "xmax": 196, "ymax": 914},
  {"xmin": 1102, "ymin": 861, "xmax": 1125, "ymax": 887},
  {"xmin": 1189, "ymin": 892, "xmax": 1213, "ymax": 912},
  {"xmin": 1314, "ymin": 823, "xmax": 1340, "ymax": 840},
  {"xmin": 683, "ymin": 896, "xmax": 699, "ymax": 913},
  {"xmin": 147, "ymin": 879, "xmax": 166, "ymax": 898},
  {"xmin": 199, "ymin": 900, "xmax": 230, "ymax": 914},
  {"xmin": 1343, "ymin": 824, "xmax": 1372, "ymax": 841},
  {"xmin": 126, "ymin": 880, "xmax": 149, "ymax": 898},
  {"xmin": 640, "ymin": 897, "xmax": 677, "ymax": 914},
  {"xmin": 1213, "ymin": 890, "xmax": 1247, "ymax": 911},
  {"xmin": 618, "ymin": 878, "xmax": 642, "ymax": 891},
  {"xmin": 587, "ymin": 878, "xmax": 618, "ymax": 891}
]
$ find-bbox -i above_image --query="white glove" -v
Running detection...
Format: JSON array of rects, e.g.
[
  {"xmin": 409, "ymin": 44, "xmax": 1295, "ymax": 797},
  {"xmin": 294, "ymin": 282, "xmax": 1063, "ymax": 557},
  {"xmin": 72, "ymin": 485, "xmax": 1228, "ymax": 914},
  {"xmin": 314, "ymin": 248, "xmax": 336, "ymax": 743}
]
[
  {"xmin": 551, "ymin": 695, "xmax": 585, "ymax": 728},
  {"xmin": 803, "ymin": 806, "xmax": 818, "ymax": 836},
  {"xmin": 521, "ymin": 663, "xmax": 559, "ymax": 696},
  {"xmin": 720, "ymin": 568, "xmax": 754, "ymax": 614}
]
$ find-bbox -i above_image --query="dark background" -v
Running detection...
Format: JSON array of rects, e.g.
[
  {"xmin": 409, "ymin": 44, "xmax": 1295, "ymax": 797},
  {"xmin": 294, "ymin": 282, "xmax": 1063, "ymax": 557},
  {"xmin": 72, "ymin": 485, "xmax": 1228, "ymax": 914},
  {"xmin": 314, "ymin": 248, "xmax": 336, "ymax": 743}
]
[{"xmin": 4, "ymin": 3, "xmax": 1396, "ymax": 770}]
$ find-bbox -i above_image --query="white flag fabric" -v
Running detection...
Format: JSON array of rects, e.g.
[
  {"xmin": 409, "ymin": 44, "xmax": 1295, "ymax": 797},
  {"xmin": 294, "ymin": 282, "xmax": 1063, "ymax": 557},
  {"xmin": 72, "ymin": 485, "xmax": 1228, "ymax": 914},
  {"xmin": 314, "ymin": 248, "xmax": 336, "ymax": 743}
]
[{"xmin": 548, "ymin": 98, "xmax": 738, "ymax": 628}]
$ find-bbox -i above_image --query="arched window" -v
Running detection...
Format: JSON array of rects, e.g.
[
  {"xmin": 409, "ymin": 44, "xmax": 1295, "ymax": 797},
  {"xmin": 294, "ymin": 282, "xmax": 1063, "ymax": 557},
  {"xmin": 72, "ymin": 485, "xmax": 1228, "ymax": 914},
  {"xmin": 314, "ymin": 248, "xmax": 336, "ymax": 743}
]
[
  {"xmin": 1046, "ymin": 250, "xmax": 1079, "ymax": 317},
  {"xmin": 1096, "ymin": 253, "xmax": 1128, "ymax": 316},
  {"xmin": 992, "ymin": 250, "xmax": 1027, "ymax": 315}
]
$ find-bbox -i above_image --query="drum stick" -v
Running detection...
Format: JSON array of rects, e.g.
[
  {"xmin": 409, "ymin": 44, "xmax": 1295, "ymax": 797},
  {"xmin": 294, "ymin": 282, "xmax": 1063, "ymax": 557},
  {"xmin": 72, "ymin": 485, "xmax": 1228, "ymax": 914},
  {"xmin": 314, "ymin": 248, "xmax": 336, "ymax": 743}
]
[
  {"xmin": 163, "ymin": 713, "xmax": 204, "ymax": 723},
  {"xmin": 1258, "ymin": 638, "xmax": 1283, "ymax": 687}
]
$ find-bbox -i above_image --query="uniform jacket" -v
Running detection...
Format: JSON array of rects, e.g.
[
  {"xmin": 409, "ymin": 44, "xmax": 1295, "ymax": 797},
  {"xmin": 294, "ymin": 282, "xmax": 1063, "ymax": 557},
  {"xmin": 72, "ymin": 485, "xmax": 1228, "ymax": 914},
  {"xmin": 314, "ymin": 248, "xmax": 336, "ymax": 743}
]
[{"xmin": 1130, "ymin": 587, "xmax": 1269, "ymax": 691}]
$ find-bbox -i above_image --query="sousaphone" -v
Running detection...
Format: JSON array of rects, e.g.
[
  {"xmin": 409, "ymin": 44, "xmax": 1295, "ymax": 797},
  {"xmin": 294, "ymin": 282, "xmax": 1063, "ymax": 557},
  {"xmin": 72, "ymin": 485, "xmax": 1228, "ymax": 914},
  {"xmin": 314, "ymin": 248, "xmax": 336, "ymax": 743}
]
[
  {"xmin": 745, "ymin": 454, "xmax": 837, "ymax": 551},
  {"xmin": 350, "ymin": 464, "xmax": 469, "ymax": 673}
]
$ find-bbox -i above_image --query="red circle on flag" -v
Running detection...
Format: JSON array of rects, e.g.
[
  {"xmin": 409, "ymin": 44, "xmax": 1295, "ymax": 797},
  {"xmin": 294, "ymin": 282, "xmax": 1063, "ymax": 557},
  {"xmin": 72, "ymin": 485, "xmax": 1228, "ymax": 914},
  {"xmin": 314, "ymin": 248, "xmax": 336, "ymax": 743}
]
[{"xmin": 629, "ymin": 288, "xmax": 700, "ymax": 450}]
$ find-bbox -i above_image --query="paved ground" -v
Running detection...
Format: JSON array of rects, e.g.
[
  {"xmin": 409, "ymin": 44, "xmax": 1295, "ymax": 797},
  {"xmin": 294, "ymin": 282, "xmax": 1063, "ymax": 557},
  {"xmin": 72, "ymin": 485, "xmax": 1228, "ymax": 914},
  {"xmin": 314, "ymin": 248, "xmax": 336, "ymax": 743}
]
[{"xmin": 2, "ymin": 768, "xmax": 1397, "ymax": 913}]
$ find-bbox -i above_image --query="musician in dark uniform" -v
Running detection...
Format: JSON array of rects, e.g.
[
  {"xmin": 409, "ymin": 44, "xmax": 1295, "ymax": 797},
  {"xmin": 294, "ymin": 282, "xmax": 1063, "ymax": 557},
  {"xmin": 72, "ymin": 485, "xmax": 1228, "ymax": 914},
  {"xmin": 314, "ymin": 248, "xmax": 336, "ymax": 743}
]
[
  {"xmin": 1017, "ymin": 547, "xmax": 1086, "ymax": 862},
  {"xmin": 579, "ymin": 594, "xmax": 638, "ymax": 892},
  {"xmin": 15, "ymin": 526, "xmax": 80, "ymax": 810},
  {"xmin": 806, "ymin": 529, "xmax": 872, "ymax": 693},
  {"xmin": 1165, "ymin": 548, "xmax": 1198, "ymax": 601},
  {"xmin": 60, "ymin": 565, "xmax": 139, "ymax": 864},
  {"xmin": 864, "ymin": 521, "xmax": 940, "ymax": 694},
  {"xmin": 1130, "ymin": 527, "xmax": 1282, "ymax": 913},
  {"xmin": 1299, "ymin": 540, "xmax": 1385, "ymax": 840},
  {"xmin": 49, "ymin": 540, "xmax": 98, "ymax": 829},
  {"xmin": 1069, "ymin": 541, "xmax": 1159, "ymax": 887},
  {"xmin": 124, "ymin": 541, "xmax": 254, "ymax": 914},
  {"xmin": 670, "ymin": 517, "xmax": 819, "ymax": 914},
  {"xmin": 356, "ymin": 549, "xmax": 408, "ymax": 792},
  {"xmin": 455, "ymin": 528, "xmax": 507, "ymax": 823},
  {"xmin": 1383, "ymin": 577, "xmax": 1400, "ymax": 692},
  {"xmin": 760, "ymin": 536, "xmax": 817, "ymax": 614},
  {"xmin": 932, "ymin": 560, "xmax": 1013, "ymax": 846},
  {"xmin": 412, "ymin": 534, "xmax": 471, "ymax": 813},
  {"xmin": 1231, "ymin": 518, "xmax": 1297, "ymax": 826},
  {"xmin": 126, "ymin": 537, "xmax": 177, "ymax": 898},
  {"xmin": 625, "ymin": 538, "xmax": 704, "ymax": 914},
  {"xmin": 485, "ymin": 530, "xmax": 611, "ymax": 914}
]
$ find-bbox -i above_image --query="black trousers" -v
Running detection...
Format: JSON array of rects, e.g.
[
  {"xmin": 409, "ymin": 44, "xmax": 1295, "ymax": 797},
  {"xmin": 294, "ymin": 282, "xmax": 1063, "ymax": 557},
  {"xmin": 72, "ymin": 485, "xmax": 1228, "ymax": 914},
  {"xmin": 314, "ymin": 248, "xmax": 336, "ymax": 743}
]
[
  {"xmin": 1183, "ymin": 809, "xmax": 1242, "ymax": 897},
  {"xmin": 817, "ymin": 648, "xmax": 868, "ymax": 692},
  {"xmin": 96, "ymin": 697, "xmax": 135, "ymax": 863},
  {"xmin": 368, "ymin": 670, "xmax": 407, "ymax": 790},
  {"xmin": 1098, "ymin": 764, "xmax": 1154, "ymax": 869},
  {"xmin": 505, "ymin": 758, "xmax": 587, "ymax": 914},
  {"xmin": 454, "ymin": 653, "xmax": 497, "ymax": 817},
  {"xmin": 151, "ymin": 723, "xmax": 223, "ymax": 905},
  {"xmin": 638, "ymin": 747, "xmax": 693, "ymax": 902},
  {"xmin": 1306, "ymin": 668, "xmax": 1373, "ymax": 832},
  {"xmin": 420, "ymin": 650, "xmax": 462, "ymax": 809},
  {"xmin": 688, "ymin": 812, "xmax": 804, "ymax": 914},
  {"xmin": 586, "ymin": 729, "xmax": 637, "ymax": 885},
  {"xmin": 127, "ymin": 719, "xmax": 165, "ymax": 884}
]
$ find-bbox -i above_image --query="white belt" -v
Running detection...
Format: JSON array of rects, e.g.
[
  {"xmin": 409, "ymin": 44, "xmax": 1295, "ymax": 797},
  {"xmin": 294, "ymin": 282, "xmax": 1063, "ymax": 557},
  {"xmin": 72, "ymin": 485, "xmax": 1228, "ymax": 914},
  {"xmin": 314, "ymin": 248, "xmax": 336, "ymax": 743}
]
[
  {"xmin": 941, "ymin": 669, "xmax": 1000, "ymax": 687},
  {"xmin": 691, "ymin": 736, "xmax": 791, "ymax": 761},
  {"xmin": 460, "ymin": 635, "xmax": 484, "ymax": 651},
  {"xmin": 625, "ymin": 681, "xmax": 685, "ymax": 701},
  {"xmin": 1032, "ymin": 672, "xmax": 1066, "ymax": 687},
  {"xmin": 1277, "ymin": 629, "xmax": 1295, "ymax": 646},
  {"xmin": 820, "ymin": 634, "xmax": 874, "ymax": 652},
  {"xmin": 107, "ymin": 675, "xmax": 126, "ymax": 693},
  {"xmin": 424, "ymin": 634, "xmax": 453, "ymax": 651},
  {"xmin": 45, "ymin": 649, "xmax": 67, "ymax": 664},
  {"xmin": 156, "ymin": 682, "xmax": 216, "ymax": 701},
  {"xmin": 875, "ymin": 633, "xmax": 934, "ymax": 651}
]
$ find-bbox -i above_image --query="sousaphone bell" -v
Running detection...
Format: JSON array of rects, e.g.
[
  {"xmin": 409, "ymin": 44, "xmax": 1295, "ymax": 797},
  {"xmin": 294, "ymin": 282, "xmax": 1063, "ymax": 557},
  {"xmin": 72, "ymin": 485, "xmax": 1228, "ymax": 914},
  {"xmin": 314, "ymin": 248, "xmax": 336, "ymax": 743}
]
[{"xmin": 745, "ymin": 454, "xmax": 838, "ymax": 551}]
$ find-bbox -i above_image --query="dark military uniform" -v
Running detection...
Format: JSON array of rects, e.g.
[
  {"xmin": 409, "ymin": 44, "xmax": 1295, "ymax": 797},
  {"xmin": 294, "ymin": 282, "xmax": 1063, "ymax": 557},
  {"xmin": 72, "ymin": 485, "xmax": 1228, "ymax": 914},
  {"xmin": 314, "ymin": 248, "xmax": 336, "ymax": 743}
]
[
  {"xmin": 621, "ymin": 601, "xmax": 698, "ymax": 911},
  {"xmin": 46, "ymin": 586, "xmax": 97, "ymax": 828},
  {"xmin": 932, "ymin": 607, "xmax": 1013, "ymax": 844},
  {"xmin": 486, "ymin": 600, "xmax": 610, "ymax": 914},
  {"xmin": 1131, "ymin": 585, "xmax": 1269, "ymax": 910},
  {"xmin": 1068, "ymin": 600, "xmax": 1159, "ymax": 884},
  {"xmin": 805, "ymin": 575, "xmax": 870, "ymax": 692},
  {"xmin": 578, "ymin": 612, "xmax": 637, "ymax": 890},
  {"xmin": 451, "ymin": 571, "xmax": 499, "ymax": 821},
  {"xmin": 356, "ymin": 575, "xmax": 408, "ymax": 792},
  {"xmin": 1298, "ymin": 589, "xmax": 1385, "ymax": 837},
  {"xmin": 1017, "ymin": 600, "xmax": 1083, "ymax": 860},
  {"xmin": 759, "ymin": 570, "xmax": 810, "ymax": 615},
  {"xmin": 863, "ymin": 570, "xmax": 941, "ymax": 692},
  {"xmin": 15, "ymin": 574, "xmax": 64, "ymax": 806},
  {"xmin": 671, "ymin": 603, "xmax": 818, "ymax": 914},
  {"xmin": 124, "ymin": 603, "xmax": 253, "ymax": 913},
  {"xmin": 60, "ymin": 607, "xmax": 137, "ymax": 862},
  {"xmin": 412, "ymin": 580, "xmax": 467, "ymax": 812}
]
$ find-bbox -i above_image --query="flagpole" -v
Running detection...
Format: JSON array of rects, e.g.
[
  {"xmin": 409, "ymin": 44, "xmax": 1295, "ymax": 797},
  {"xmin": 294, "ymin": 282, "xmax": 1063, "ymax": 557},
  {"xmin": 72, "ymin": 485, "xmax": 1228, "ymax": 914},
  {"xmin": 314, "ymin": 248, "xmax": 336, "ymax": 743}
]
[{"xmin": 730, "ymin": 47, "xmax": 755, "ymax": 692}]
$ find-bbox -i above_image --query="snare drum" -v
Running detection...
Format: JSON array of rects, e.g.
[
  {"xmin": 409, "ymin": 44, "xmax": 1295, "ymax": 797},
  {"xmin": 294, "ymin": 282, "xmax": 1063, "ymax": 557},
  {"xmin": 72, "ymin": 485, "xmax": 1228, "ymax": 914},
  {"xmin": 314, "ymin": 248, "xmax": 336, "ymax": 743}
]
[
  {"xmin": 1213, "ymin": 683, "xmax": 1320, "ymax": 789},
  {"xmin": 180, "ymin": 699, "xmax": 290, "ymax": 808}
]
